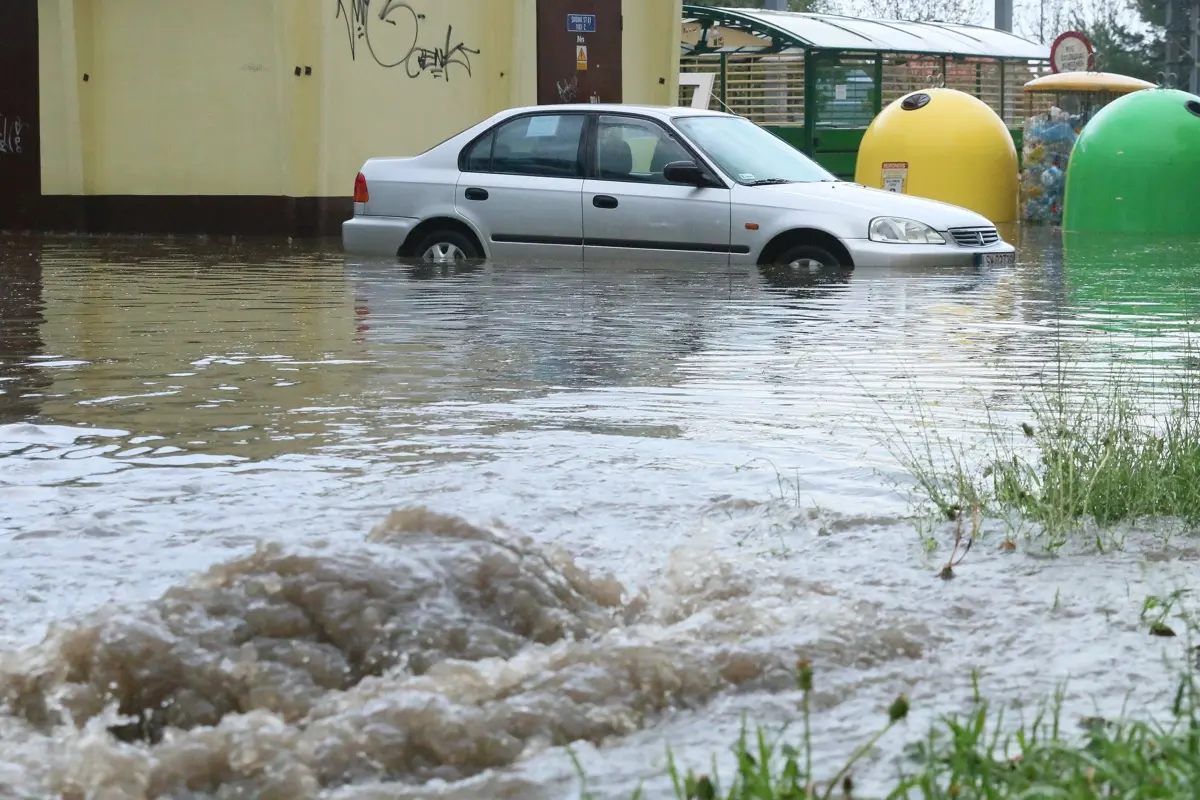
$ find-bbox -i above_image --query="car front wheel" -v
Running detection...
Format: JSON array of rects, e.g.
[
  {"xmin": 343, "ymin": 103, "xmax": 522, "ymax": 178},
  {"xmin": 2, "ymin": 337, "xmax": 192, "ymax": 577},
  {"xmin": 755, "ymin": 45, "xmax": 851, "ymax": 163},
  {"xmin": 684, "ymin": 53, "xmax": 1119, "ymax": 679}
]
[
  {"xmin": 773, "ymin": 243, "xmax": 841, "ymax": 269},
  {"xmin": 411, "ymin": 229, "xmax": 480, "ymax": 264}
]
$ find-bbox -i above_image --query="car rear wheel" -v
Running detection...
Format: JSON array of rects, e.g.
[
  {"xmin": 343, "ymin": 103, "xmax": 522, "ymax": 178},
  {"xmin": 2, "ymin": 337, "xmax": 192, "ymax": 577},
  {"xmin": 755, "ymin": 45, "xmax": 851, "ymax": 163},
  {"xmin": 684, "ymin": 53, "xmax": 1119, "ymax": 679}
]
[
  {"xmin": 412, "ymin": 229, "xmax": 480, "ymax": 264},
  {"xmin": 773, "ymin": 244, "xmax": 841, "ymax": 269}
]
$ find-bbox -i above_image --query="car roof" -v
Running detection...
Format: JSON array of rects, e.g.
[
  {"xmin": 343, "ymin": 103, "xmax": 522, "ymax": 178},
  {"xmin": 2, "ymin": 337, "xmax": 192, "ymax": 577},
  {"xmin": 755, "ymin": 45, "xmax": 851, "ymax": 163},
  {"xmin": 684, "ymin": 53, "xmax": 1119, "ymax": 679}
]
[{"xmin": 491, "ymin": 103, "xmax": 735, "ymax": 121}]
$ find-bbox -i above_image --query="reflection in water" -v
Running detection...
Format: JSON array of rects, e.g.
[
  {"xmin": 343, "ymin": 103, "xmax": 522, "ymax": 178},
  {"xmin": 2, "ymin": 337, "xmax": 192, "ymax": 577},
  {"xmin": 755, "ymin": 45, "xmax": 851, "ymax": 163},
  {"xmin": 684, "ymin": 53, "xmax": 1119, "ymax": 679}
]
[
  {"xmin": 345, "ymin": 259, "xmax": 745, "ymax": 399},
  {"xmin": 31, "ymin": 238, "xmax": 365, "ymax": 460},
  {"xmin": 2, "ymin": 229, "xmax": 1200, "ymax": 797},
  {"xmin": 404, "ymin": 260, "xmax": 487, "ymax": 282},
  {"xmin": 1063, "ymin": 231, "xmax": 1200, "ymax": 326},
  {"xmin": 0, "ymin": 237, "xmax": 50, "ymax": 422},
  {"xmin": 758, "ymin": 262, "xmax": 854, "ymax": 293},
  {"xmin": 1060, "ymin": 232, "xmax": 1200, "ymax": 391}
]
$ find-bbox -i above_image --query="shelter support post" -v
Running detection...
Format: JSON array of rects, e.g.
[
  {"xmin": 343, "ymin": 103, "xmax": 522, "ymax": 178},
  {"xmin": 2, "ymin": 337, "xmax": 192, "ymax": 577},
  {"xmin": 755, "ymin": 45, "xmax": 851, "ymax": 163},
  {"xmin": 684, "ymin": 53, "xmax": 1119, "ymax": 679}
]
[
  {"xmin": 999, "ymin": 60, "xmax": 1007, "ymax": 123},
  {"xmin": 1165, "ymin": 0, "xmax": 1200, "ymax": 93},
  {"xmin": 873, "ymin": 54, "xmax": 883, "ymax": 115},
  {"xmin": 803, "ymin": 50, "xmax": 816, "ymax": 156},
  {"xmin": 719, "ymin": 52, "xmax": 727, "ymax": 106}
]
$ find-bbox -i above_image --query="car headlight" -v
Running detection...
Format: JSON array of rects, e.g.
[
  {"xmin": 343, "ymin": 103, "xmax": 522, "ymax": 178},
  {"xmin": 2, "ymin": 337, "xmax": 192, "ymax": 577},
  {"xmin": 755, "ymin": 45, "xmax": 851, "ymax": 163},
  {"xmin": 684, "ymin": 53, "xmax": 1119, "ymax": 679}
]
[{"xmin": 868, "ymin": 217, "xmax": 946, "ymax": 245}]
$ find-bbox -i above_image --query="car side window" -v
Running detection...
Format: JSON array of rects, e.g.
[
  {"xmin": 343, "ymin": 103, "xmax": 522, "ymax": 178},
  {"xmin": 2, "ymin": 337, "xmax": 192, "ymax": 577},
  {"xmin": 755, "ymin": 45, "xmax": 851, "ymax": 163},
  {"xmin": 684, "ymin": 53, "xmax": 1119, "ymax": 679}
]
[
  {"xmin": 487, "ymin": 114, "xmax": 586, "ymax": 178},
  {"xmin": 595, "ymin": 115, "xmax": 691, "ymax": 184},
  {"xmin": 463, "ymin": 131, "xmax": 494, "ymax": 172}
]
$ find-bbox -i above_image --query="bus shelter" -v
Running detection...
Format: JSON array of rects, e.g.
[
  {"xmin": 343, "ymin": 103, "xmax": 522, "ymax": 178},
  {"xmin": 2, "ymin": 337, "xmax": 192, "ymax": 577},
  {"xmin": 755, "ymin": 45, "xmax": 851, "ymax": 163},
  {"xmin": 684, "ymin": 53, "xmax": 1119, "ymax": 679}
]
[{"xmin": 680, "ymin": 4, "xmax": 1051, "ymax": 179}]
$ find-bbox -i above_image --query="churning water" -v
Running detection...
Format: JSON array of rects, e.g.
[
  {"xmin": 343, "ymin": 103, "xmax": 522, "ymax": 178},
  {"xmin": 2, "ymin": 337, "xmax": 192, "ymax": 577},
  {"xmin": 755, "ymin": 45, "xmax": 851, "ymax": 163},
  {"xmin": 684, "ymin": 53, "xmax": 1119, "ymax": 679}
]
[{"xmin": 1, "ymin": 229, "xmax": 1199, "ymax": 798}]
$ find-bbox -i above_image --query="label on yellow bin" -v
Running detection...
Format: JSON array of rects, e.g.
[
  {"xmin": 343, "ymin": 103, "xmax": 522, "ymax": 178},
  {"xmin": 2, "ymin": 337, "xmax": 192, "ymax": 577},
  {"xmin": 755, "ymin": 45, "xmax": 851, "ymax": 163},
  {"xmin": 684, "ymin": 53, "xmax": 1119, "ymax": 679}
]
[
  {"xmin": 577, "ymin": 45, "xmax": 588, "ymax": 70},
  {"xmin": 881, "ymin": 161, "xmax": 908, "ymax": 193}
]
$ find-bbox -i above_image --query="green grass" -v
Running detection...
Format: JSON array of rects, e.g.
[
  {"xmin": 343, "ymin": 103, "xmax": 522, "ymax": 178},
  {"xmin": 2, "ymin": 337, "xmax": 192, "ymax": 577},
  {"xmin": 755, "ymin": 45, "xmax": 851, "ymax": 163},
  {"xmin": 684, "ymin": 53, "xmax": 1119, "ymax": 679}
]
[
  {"xmin": 865, "ymin": 352, "xmax": 1200, "ymax": 551},
  {"xmin": 989, "ymin": 371, "xmax": 1200, "ymax": 539},
  {"xmin": 600, "ymin": 661, "xmax": 1200, "ymax": 800}
]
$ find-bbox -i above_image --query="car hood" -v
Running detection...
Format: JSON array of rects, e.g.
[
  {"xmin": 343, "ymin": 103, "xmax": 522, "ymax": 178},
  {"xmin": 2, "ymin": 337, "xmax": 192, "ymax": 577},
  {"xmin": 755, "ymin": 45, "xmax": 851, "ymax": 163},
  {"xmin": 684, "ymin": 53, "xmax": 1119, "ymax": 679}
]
[{"xmin": 746, "ymin": 181, "xmax": 995, "ymax": 230}]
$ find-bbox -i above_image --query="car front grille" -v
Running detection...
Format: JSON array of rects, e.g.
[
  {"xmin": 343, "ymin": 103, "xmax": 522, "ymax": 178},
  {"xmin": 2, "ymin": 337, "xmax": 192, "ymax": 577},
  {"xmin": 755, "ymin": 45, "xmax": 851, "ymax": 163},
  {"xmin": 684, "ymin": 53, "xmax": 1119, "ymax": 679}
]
[{"xmin": 948, "ymin": 227, "xmax": 1000, "ymax": 247}]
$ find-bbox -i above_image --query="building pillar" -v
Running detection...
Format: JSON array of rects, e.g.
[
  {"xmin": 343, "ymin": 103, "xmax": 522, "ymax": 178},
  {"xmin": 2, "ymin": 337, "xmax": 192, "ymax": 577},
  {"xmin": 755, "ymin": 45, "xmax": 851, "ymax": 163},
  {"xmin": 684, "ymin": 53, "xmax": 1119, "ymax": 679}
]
[{"xmin": 511, "ymin": 0, "xmax": 539, "ymax": 108}]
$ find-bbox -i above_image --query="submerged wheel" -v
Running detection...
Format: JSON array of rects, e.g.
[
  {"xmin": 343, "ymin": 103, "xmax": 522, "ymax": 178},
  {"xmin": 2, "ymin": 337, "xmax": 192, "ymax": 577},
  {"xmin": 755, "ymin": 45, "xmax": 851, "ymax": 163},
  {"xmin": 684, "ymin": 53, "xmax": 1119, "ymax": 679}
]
[
  {"xmin": 410, "ymin": 229, "xmax": 480, "ymax": 264},
  {"xmin": 773, "ymin": 243, "xmax": 842, "ymax": 269},
  {"xmin": 761, "ymin": 242, "xmax": 852, "ymax": 289}
]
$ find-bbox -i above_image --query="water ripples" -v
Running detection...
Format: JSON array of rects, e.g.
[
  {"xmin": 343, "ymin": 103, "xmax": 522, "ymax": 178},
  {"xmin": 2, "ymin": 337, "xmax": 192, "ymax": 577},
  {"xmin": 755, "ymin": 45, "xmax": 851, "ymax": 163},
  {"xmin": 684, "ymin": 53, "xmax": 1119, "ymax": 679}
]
[{"xmin": 1, "ymin": 229, "xmax": 1199, "ymax": 797}]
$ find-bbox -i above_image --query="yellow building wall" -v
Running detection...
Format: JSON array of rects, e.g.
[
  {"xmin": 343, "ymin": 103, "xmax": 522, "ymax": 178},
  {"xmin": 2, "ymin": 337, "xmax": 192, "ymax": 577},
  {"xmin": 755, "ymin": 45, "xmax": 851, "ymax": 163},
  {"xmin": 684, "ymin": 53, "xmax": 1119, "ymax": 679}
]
[
  {"xmin": 38, "ymin": 0, "xmax": 84, "ymax": 195},
  {"xmin": 88, "ymin": 0, "xmax": 286, "ymax": 195},
  {"xmin": 314, "ymin": 0, "xmax": 515, "ymax": 197},
  {"xmin": 280, "ymin": 0, "xmax": 324, "ymax": 200},
  {"xmin": 623, "ymin": 0, "xmax": 683, "ymax": 106},
  {"xmin": 37, "ymin": 0, "xmax": 684, "ymax": 203}
]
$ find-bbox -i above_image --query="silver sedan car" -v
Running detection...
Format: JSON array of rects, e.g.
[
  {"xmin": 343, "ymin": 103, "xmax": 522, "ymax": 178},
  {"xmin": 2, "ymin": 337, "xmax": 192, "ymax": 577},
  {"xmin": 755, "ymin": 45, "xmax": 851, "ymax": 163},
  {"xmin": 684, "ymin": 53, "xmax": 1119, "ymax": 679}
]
[{"xmin": 342, "ymin": 103, "xmax": 1016, "ymax": 270}]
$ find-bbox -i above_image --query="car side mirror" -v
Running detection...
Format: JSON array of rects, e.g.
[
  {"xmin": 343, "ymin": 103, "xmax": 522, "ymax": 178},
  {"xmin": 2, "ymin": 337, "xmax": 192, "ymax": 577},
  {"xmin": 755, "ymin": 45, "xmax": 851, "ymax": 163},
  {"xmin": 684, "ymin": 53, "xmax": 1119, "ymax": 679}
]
[{"xmin": 663, "ymin": 160, "xmax": 708, "ymax": 186}]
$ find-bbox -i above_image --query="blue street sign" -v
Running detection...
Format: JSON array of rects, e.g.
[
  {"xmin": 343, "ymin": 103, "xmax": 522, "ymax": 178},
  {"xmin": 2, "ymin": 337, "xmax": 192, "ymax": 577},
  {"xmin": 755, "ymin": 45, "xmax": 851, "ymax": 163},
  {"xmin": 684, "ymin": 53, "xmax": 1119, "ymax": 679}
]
[{"xmin": 567, "ymin": 13, "xmax": 597, "ymax": 33}]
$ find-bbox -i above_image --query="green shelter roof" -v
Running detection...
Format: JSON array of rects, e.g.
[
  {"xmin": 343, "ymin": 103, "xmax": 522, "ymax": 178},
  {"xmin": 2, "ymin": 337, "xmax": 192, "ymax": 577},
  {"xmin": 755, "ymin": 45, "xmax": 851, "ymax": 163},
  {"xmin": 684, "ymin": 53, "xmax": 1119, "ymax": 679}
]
[{"xmin": 682, "ymin": 4, "xmax": 1051, "ymax": 60}]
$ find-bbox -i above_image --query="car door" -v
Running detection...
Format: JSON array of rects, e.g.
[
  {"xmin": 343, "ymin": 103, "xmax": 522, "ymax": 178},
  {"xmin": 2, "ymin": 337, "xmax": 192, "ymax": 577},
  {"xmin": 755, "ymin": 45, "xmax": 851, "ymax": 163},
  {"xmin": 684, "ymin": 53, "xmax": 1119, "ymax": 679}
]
[
  {"xmin": 581, "ymin": 114, "xmax": 732, "ymax": 264},
  {"xmin": 456, "ymin": 112, "xmax": 586, "ymax": 263}
]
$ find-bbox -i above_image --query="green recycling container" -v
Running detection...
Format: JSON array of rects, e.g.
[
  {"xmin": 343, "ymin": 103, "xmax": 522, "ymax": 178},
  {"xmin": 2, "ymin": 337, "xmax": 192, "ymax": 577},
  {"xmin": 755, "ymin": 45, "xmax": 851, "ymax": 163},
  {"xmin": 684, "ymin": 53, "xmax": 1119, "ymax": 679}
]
[{"xmin": 1063, "ymin": 88, "xmax": 1200, "ymax": 235}]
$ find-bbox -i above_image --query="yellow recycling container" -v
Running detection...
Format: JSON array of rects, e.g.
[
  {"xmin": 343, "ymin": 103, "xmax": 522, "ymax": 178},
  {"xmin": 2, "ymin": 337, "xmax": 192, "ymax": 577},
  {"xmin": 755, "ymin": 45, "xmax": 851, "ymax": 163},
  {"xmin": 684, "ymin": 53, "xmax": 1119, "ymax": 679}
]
[
  {"xmin": 1022, "ymin": 70, "xmax": 1157, "ymax": 98},
  {"xmin": 854, "ymin": 88, "xmax": 1019, "ymax": 224}
]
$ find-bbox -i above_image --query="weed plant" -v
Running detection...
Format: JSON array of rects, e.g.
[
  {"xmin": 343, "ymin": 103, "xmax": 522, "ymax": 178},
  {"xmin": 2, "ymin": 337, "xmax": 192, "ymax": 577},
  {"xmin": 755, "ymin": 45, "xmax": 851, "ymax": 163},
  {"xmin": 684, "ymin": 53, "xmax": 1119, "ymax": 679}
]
[
  {"xmin": 866, "ymin": 347, "xmax": 1200, "ymax": 549},
  {"xmin": 990, "ymin": 368, "xmax": 1200, "ymax": 536},
  {"xmin": 606, "ymin": 659, "xmax": 1200, "ymax": 799}
]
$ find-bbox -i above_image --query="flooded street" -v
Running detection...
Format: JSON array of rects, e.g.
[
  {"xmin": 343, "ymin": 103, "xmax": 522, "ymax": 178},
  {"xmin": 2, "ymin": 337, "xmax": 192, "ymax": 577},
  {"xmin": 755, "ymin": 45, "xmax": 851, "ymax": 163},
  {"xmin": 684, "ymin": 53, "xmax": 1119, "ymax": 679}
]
[{"xmin": 1, "ymin": 229, "xmax": 1199, "ymax": 798}]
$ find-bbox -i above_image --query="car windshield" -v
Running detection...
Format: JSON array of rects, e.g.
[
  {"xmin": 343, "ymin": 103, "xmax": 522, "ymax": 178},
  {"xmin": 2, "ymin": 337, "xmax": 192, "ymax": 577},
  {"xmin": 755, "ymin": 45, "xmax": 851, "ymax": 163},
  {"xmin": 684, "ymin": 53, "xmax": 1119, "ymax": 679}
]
[{"xmin": 673, "ymin": 116, "xmax": 838, "ymax": 185}]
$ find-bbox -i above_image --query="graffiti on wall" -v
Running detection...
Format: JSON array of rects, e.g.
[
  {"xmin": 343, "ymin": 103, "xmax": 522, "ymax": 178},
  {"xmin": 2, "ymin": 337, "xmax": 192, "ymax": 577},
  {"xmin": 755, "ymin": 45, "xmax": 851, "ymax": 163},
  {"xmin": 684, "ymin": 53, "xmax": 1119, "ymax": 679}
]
[
  {"xmin": 335, "ymin": 0, "xmax": 480, "ymax": 81},
  {"xmin": 0, "ymin": 115, "xmax": 25, "ymax": 155},
  {"xmin": 556, "ymin": 76, "xmax": 579, "ymax": 103}
]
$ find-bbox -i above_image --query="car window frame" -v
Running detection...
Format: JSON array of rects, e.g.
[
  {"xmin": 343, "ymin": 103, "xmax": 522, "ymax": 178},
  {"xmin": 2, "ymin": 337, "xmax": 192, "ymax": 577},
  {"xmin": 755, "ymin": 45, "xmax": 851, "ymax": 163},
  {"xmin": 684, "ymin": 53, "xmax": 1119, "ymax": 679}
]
[
  {"xmin": 457, "ymin": 110, "xmax": 590, "ymax": 179},
  {"xmin": 586, "ymin": 114, "xmax": 693, "ymax": 186},
  {"xmin": 462, "ymin": 130, "xmax": 495, "ymax": 173},
  {"xmin": 581, "ymin": 112, "xmax": 731, "ymax": 189}
]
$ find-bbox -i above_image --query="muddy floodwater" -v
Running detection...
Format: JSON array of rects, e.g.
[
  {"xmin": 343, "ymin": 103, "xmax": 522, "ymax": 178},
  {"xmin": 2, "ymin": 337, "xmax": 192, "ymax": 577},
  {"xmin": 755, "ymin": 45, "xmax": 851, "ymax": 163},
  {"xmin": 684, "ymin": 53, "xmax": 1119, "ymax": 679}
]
[{"xmin": 1, "ymin": 229, "xmax": 1199, "ymax": 798}]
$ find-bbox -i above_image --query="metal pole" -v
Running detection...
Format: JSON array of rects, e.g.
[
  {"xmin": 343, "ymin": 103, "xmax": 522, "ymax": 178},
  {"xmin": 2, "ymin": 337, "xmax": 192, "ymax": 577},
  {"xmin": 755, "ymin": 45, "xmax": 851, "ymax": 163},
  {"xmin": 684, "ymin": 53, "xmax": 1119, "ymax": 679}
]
[
  {"xmin": 1191, "ymin": 0, "xmax": 1199, "ymax": 93},
  {"xmin": 995, "ymin": 0, "xmax": 1013, "ymax": 32},
  {"xmin": 1166, "ymin": 0, "xmax": 1183, "ymax": 84}
]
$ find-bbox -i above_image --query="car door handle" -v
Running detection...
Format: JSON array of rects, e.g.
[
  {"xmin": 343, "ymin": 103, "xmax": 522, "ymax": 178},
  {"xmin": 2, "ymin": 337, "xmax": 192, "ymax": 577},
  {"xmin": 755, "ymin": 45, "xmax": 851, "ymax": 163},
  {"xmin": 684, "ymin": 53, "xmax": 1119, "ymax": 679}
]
[
  {"xmin": 592, "ymin": 195, "xmax": 618, "ymax": 209},
  {"xmin": 464, "ymin": 187, "xmax": 488, "ymax": 201}
]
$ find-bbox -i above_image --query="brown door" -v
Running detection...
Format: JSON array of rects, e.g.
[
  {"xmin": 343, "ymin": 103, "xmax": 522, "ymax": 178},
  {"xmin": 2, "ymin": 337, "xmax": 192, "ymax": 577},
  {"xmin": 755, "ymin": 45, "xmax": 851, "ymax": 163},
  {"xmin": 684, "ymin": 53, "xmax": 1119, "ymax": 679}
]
[
  {"xmin": 0, "ymin": 1, "xmax": 40, "ymax": 231},
  {"xmin": 537, "ymin": 0, "xmax": 622, "ymax": 105}
]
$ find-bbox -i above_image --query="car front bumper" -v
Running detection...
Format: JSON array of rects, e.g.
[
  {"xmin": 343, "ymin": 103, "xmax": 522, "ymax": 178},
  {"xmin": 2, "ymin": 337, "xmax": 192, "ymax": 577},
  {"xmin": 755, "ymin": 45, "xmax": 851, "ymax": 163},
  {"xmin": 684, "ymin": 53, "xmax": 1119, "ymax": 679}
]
[
  {"xmin": 843, "ymin": 238, "xmax": 1016, "ymax": 268},
  {"xmin": 342, "ymin": 215, "xmax": 419, "ymax": 258}
]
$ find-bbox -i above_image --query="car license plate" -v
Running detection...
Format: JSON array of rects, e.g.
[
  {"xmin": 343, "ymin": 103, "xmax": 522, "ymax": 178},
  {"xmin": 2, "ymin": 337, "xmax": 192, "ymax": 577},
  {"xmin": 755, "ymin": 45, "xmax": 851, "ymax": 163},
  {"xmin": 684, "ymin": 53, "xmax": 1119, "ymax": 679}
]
[{"xmin": 974, "ymin": 251, "xmax": 1015, "ymax": 268}]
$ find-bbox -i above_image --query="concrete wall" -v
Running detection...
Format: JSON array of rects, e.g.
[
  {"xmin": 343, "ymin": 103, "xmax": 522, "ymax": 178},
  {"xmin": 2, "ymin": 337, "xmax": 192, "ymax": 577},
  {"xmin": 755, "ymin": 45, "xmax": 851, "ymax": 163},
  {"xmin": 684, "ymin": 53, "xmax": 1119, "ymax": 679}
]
[{"xmin": 33, "ymin": 0, "xmax": 683, "ymax": 232}]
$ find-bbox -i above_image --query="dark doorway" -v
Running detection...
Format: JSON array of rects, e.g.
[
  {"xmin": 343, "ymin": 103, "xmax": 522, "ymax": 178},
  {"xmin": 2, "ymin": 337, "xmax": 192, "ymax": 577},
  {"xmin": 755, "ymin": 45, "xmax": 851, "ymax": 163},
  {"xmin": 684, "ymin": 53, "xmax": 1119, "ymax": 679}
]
[
  {"xmin": 0, "ymin": 2, "xmax": 41, "ymax": 231},
  {"xmin": 536, "ymin": 0, "xmax": 622, "ymax": 105}
]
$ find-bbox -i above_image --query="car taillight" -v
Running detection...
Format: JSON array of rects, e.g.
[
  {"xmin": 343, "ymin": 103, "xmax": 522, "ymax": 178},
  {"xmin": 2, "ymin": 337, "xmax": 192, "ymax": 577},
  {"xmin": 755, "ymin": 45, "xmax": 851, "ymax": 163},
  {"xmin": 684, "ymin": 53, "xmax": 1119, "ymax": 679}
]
[{"xmin": 353, "ymin": 172, "xmax": 369, "ymax": 203}]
